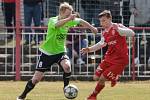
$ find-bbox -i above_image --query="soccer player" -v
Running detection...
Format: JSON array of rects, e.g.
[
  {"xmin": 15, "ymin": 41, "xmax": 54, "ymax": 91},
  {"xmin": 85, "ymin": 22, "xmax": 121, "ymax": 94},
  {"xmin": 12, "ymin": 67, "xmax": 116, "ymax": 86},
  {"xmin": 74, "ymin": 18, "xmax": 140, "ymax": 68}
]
[
  {"xmin": 17, "ymin": 2, "xmax": 98, "ymax": 100},
  {"xmin": 80, "ymin": 10, "xmax": 135, "ymax": 100}
]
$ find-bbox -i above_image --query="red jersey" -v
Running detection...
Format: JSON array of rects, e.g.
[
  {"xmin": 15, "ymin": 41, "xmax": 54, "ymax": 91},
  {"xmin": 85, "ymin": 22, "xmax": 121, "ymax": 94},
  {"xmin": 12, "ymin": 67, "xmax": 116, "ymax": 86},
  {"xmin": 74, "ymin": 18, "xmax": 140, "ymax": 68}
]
[
  {"xmin": 102, "ymin": 24, "xmax": 129, "ymax": 65},
  {"xmin": 2, "ymin": 0, "xmax": 15, "ymax": 3}
]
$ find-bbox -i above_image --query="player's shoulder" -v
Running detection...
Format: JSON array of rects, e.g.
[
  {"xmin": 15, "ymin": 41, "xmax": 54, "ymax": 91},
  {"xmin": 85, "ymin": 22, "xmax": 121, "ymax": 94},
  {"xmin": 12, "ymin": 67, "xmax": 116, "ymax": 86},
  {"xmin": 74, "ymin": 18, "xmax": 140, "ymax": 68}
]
[
  {"xmin": 49, "ymin": 16, "xmax": 58, "ymax": 21},
  {"xmin": 117, "ymin": 23, "xmax": 126, "ymax": 28},
  {"xmin": 113, "ymin": 23, "xmax": 122, "ymax": 26}
]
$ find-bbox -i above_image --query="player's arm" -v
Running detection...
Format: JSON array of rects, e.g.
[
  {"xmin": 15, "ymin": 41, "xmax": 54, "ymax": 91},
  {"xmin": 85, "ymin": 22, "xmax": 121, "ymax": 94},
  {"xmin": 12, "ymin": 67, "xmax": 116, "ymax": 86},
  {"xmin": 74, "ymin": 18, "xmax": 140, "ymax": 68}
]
[
  {"xmin": 88, "ymin": 39, "xmax": 107, "ymax": 52},
  {"xmin": 113, "ymin": 23, "xmax": 135, "ymax": 37},
  {"xmin": 80, "ymin": 36, "xmax": 107, "ymax": 54},
  {"xmin": 118, "ymin": 26, "xmax": 135, "ymax": 37},
  {"xmin": 79, "ymin": 19, "xmax": 98, "ymax": 34},
  {"xmin": 55, "ymin": 14, "xmax": 76, "ymax": 28}
]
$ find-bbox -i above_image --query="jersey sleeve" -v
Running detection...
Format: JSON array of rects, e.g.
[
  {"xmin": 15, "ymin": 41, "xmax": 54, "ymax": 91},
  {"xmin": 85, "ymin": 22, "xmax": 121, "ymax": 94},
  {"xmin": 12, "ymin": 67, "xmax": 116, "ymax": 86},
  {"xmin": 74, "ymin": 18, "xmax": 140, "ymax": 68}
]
[
  {"xmin": 100, "ymin": 35, "xmax": 105, "ymax": 45},
  {"xmin": 117, "ymin": 23, "xmax": 135, "ymax": 37},
  {"xmin": 48, "ymin": 17, "xmax": 57, "ymax": 29},
  {"xmin": 118, "ymin": 23, "xmax": 126, "ymax": 28},
  {"xmin": 66, "ymin": 18, "xmax": 81, "ymax": 28},
  {"xmin": 89, "ymin": 35, "xmax": 106, "ymax": 52}
]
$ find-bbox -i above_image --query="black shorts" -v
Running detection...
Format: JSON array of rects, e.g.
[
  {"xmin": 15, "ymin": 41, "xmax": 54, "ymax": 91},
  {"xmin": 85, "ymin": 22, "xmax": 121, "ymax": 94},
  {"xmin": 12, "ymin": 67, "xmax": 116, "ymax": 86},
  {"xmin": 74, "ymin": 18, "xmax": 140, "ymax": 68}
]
[{"xmin": 36, "ymin": 52, "xmax": 69, "ymax": 72}]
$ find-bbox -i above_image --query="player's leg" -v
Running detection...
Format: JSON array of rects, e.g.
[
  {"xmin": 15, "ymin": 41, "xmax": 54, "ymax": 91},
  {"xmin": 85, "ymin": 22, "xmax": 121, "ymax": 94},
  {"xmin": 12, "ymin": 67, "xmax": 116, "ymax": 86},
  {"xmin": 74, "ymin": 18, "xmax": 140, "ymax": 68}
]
[
  {"xmin": 87, "ymin": 62, "xmax": 123, "ymax": 100},
  {"xmin": 87, "ymin": 61, "xmax": 109, "ymax": 100},
  {"xmin": 17, "ymin": 71, "xmax": 44, "ymax": 100},
  {"xmin": 102, "ymin": 63, "xmax": 127, "ymax": 87},
  {"xmin": 17, "ymin": 53, "xmax": 48, "ymax": 100},
  {"xmin": 87, "ymin": 75, "xmax": 106, "ymax": 100},
  {"xmin": 59, "ymin": 55, "xmax": 71, "ymax": 88}
]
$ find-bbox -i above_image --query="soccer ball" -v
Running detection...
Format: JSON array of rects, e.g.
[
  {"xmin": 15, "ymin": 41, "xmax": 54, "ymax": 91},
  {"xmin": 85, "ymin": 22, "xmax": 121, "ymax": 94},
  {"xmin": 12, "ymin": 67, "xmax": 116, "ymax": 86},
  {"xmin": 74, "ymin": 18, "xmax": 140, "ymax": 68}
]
[{"xmin": 64, "ymin": 84, "xmax": 78, "ymax": 99}]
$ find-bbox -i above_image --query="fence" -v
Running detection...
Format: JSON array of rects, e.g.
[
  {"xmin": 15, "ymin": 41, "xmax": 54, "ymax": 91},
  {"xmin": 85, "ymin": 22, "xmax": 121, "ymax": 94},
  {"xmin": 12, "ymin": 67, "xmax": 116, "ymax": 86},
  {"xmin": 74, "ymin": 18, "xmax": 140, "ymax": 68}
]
[
  {"xmin": 0, "ymin": 0, "xmax": 150, "ymax": 81},
  {"xmin": 0, "ymin": 27, "xmax": 150, "ymax": 81}
]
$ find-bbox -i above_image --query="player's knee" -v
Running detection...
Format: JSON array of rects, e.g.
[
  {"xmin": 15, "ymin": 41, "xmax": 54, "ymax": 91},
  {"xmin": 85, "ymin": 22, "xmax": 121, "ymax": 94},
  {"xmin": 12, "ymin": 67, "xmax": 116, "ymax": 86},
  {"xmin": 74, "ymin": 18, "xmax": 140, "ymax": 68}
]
[
  {"xmin": 32, "ymin": 77, "xmax": 41, "ymax": 84},
  {"xmin": 93, "ymin": 75, "xmax": 99, "ymax": 81},
  {"xmin": 61, "ymin": 60, "xmax": 71, "ymax": 73},
  {"xmin": 98, "ymin": 75, "xmax": 106, "ymax": 84},
  {"xmin": 63, "ymin": 64, "xmax": 71, "ymax": 73}
]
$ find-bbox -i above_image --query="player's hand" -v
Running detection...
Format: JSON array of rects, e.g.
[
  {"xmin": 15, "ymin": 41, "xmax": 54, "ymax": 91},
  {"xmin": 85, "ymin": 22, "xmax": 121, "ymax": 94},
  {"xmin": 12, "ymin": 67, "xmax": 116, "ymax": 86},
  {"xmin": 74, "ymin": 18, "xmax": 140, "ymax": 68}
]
[
  {"xmin": 91, "ymin": 27, "xmax": 98, "ymax": 34},
  {"xmin": 68, "ymin": 14, "xmax": 76, "ymax": 20},
  {"xmin": 80, "ymin": 47, "xmax": 90, "ymax": 55}
]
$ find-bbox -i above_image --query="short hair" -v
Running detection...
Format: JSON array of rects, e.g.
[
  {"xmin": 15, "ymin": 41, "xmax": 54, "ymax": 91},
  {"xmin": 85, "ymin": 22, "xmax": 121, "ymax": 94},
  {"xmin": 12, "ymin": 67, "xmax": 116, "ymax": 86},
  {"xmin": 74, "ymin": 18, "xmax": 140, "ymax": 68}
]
[
  {"xmin": 98, "ymin": 10, "xmax": 112, "ymax": 18},
  {"xmin": 59, "ymin": 2, "xmax": 73, "ymax": 13}
]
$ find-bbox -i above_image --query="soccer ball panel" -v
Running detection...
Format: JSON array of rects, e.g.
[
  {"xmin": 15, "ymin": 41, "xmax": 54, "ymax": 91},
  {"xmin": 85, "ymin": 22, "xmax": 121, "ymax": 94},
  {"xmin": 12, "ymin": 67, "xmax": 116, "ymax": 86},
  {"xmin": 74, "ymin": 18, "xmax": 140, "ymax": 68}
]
[{"xmin": 64, "ymin": 84, "xmax": 78, "ymax": 99}]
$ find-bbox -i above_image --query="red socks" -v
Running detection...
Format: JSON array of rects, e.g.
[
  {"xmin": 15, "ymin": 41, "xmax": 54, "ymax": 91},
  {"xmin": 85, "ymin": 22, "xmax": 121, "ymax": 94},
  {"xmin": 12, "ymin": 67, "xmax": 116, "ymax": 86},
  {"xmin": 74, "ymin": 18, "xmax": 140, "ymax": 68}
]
[{"xmin": 92, "ymin": 83, "xmax": 105, "ymax": 97}]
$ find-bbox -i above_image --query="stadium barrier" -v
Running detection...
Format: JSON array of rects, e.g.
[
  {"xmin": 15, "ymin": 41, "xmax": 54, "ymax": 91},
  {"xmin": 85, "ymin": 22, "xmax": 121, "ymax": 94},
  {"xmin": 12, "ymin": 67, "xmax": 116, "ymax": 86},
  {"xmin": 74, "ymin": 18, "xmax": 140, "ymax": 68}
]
[{"xmin": 0, "ymin": 27, "xmax": 150, "ymax": 81}]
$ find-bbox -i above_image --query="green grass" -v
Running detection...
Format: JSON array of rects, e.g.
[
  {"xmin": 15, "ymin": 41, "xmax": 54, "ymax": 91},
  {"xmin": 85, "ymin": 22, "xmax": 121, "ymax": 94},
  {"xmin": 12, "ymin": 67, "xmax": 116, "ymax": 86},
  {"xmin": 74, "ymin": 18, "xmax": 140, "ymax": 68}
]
[{"xmin": 0, "ymin": 81, "xmax": 150, "ymax": 100}]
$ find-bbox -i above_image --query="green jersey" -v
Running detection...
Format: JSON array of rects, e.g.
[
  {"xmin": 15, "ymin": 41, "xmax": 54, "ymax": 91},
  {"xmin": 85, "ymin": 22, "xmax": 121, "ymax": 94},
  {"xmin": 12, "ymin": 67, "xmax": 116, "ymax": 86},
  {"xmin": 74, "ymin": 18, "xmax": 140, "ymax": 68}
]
[{"xmin": 39, "ymin": 16, "xmax": 81, "ymax": 55}]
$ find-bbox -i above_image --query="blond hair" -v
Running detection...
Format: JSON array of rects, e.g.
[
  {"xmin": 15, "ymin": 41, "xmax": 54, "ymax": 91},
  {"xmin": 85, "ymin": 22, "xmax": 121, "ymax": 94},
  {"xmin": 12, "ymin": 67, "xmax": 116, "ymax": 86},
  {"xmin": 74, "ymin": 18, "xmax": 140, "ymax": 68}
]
[{"xmin": 59, "ymin": 2, "xmax": 73, "ymax": 13}]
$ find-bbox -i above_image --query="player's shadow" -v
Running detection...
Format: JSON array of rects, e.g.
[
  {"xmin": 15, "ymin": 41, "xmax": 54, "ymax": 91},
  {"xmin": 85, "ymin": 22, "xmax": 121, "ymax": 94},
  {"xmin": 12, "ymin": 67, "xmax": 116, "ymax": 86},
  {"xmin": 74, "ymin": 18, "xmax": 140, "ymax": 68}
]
[{"xmin": 26, "ymin": 98, "xmax": 66, "ymax": 100}]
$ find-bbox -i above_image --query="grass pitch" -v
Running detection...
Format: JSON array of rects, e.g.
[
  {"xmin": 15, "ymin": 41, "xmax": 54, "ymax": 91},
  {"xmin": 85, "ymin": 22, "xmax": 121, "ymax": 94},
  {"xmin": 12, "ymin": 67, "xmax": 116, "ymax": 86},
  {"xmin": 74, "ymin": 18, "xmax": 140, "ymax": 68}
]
[{"xmin": 0, "ymin": 81, "xmax": 150, "ymax": 100}]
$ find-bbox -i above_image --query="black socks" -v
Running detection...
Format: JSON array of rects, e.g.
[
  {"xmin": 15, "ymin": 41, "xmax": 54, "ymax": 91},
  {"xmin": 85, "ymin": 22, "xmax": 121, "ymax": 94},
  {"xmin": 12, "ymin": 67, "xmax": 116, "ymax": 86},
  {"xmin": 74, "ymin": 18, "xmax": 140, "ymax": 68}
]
[
  {"xmin": 63, "ymin": 72, "xmax": 71, "ymax": 88},
  {"xmin": 19, "ymin": 80, "xmax": 35, "ymax": 98}
]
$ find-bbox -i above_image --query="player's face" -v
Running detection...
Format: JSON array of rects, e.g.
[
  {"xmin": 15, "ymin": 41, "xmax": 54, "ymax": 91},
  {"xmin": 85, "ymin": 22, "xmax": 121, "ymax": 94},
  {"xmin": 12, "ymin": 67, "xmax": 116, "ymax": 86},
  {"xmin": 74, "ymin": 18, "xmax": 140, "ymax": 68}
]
[
  {"xmin": 99, "ymin": 16, "xmax": 111, "ymax": 28},
  {"xmin": 61, "ymin": 9, "xmax": 72, "ymax": 18}
]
